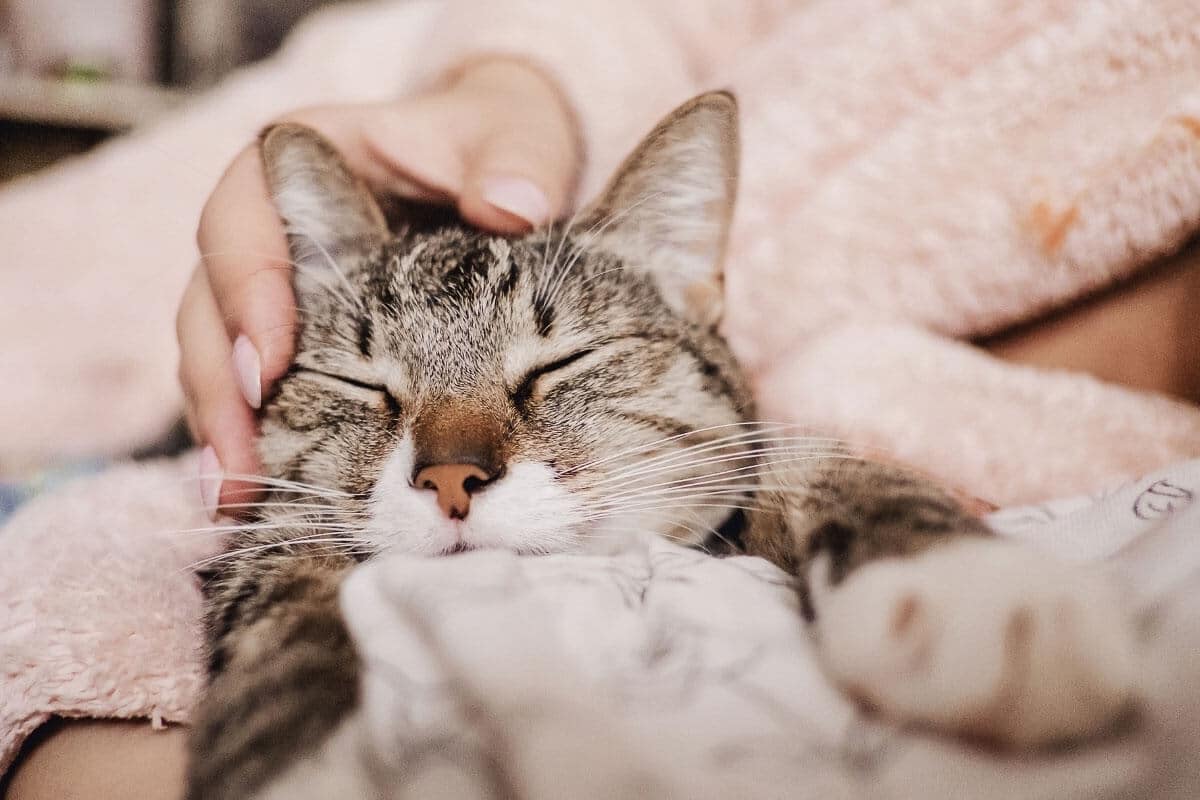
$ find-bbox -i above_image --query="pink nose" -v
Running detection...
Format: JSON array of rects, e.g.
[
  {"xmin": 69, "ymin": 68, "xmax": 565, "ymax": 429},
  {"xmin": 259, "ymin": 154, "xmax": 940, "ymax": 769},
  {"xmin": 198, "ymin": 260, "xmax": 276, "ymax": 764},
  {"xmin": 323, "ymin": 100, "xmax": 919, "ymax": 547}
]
[{"xmin": 413, "ymin": 463, "xmax": 492, "ymax": 520}]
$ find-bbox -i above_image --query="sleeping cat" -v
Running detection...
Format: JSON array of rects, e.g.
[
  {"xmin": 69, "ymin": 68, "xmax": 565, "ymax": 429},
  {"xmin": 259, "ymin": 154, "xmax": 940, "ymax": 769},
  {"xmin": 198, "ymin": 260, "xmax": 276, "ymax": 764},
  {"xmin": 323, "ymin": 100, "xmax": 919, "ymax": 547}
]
[{"xmin": 187, "ymin": 92, "xmax": 1136, "ymax": 799}]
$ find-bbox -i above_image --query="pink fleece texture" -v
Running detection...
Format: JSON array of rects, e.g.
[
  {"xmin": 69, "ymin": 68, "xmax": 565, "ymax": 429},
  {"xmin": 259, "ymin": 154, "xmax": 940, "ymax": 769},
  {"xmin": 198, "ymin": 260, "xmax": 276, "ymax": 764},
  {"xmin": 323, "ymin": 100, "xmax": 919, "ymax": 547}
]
[
  {"xmin": 0, "ymin": 455, "xmax": 215, "ymax": 774},
  {"xmin": 3, "ymin": 0, "xmax": 1200, "ymax": 775},
  {"xmin": 418, "ymin": 0, "xmax": 1200, "ymax": 504}
]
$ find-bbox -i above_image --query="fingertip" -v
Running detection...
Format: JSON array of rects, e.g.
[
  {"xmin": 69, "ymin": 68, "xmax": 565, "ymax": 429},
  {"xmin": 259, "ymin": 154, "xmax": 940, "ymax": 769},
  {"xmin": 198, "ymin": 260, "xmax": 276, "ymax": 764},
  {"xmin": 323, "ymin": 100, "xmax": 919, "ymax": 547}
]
[
  {"xmin": 193, "ymin": 375, "xmax": 266, "ymax": 518},
  {"xmin": 478, "ymin": 175, "xmax": 551, "ymax": 228},
  {"xmin": 196, "ymin": 442, "xmax": 262, "ymax": 522},
  {"xmin": 231, "ymin": 267, "xmax": 297, "ymax": 395},
  {"xmin": 198, "ymin": 445, "xmax": 222, "ymax": 522},
  {"xmin": 218, "ymin": 474, "xmax": 266, "ymax": 517},
  {"xmin": 231, "ymin": 334, "xmax": 262, "ymax": 409},
  {"xmin": 458, "ymin": 193, "xmax": 539, "ymax": 234},
  {"xmin": 250, "ymin": 322, "xmax": 296, "ymax": 390},
  {"xmin": 212, "ymin": 435, "xmax": 265, "ymax": 516}
]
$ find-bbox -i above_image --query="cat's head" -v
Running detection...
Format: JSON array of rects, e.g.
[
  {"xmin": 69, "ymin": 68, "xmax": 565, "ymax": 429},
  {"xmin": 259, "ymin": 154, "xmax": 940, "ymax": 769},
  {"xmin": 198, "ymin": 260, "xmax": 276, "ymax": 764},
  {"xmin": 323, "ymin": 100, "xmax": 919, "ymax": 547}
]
[{"xmin": 256, "ymin": 92, "xmax": 755, "ymax": 555}]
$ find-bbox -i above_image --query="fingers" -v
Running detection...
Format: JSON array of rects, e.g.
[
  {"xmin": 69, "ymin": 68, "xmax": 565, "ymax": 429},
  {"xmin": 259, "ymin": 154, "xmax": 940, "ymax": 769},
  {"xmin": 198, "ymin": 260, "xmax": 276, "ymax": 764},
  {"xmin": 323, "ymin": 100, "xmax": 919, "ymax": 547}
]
[
  {"xmin": 180, "ymin": 62, "xmax": 583, "ymax": 519},
  {"xmin": 196, "ymin": 146, "xmax": 297, "ymax": 395},
  {"xmin": 458, "ymin": 125, "xmax": 575, "ymax": 233},
  {"xmin": 363, "ymin": 61, "xmax": 581, "ymax": 234},
  {"xmin": 177, "ymin": 266, "xmax": 265, "ymax": 517},
  {"xmin": 454, "ymin": 64, "xmax": 581, "ymax": 233}
]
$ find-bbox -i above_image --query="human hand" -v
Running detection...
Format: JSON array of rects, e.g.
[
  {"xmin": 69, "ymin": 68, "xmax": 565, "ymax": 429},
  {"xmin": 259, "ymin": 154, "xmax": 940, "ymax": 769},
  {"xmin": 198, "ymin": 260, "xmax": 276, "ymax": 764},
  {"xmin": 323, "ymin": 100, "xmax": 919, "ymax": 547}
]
[{"xmin": 178, "ymin": 59, "xmax": 581, "ymax": 518}]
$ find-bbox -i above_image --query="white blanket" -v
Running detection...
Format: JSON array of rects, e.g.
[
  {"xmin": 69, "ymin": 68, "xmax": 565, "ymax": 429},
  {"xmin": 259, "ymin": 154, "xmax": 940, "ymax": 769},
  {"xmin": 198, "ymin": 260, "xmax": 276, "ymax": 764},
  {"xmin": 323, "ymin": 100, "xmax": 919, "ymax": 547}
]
[{"xmin": 256, "ymin": 460, "xmax": 1200, "ymax": 799}]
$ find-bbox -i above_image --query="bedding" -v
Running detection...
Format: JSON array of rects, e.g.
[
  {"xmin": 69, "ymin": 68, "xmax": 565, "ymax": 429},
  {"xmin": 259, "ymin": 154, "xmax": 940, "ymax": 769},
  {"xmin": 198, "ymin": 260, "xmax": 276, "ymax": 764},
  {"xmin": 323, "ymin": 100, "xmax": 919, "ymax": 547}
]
[
  {"xmin": 4, "ymin": 0, "xmax": 1200, "ymax": 792},
  {"xmin": 4, "ymin": 454, "xmax": 1200, "ymax": 796}
]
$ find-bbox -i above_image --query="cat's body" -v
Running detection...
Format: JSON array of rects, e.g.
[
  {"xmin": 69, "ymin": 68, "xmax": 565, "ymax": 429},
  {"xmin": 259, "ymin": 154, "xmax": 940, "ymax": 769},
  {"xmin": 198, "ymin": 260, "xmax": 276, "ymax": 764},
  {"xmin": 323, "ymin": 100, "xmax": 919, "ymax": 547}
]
[{"xmin": 187, "ymin": 94, "xmax": 1136, "ymax": 799}]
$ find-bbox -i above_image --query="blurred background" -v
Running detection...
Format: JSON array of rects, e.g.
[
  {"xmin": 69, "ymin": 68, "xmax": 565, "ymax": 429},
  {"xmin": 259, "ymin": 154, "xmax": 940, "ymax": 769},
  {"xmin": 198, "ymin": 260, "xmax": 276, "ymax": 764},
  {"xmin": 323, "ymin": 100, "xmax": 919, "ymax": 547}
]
[{"xmin": 0, "ymin": 0, "xmax": 351, "ymax": 181}]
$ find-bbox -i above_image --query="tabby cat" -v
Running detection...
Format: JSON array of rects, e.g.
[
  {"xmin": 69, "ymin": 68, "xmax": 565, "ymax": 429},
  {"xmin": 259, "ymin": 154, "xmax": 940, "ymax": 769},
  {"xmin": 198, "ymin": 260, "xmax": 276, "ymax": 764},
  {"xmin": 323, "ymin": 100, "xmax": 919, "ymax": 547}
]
[{"xmin": 187, "ymin": 92, "xmax": 1136, "ymax": 799}]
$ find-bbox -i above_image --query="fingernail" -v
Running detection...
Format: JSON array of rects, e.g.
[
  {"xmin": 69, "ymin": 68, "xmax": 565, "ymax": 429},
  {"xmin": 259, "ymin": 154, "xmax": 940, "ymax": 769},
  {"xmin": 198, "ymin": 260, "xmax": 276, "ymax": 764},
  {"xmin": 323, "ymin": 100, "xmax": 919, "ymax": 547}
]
[
  {"xmin": 199, "ymin": 445, "xmax": 223, "ymax": 522},
  {"xmin": 232, "ymin": 334, "xmax": 262, "ymax": 409},
  {"xmin": 481, "ymin": 176, "xmax": 550, "ymax": 226}
]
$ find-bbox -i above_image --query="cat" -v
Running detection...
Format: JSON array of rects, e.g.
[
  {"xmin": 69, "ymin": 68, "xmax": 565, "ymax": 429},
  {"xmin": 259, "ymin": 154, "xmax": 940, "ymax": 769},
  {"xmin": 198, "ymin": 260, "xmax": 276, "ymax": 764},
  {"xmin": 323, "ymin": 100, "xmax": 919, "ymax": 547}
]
[{"xmin": 186, "ymin": 92, "xmax": 1137, "ymax": 799}]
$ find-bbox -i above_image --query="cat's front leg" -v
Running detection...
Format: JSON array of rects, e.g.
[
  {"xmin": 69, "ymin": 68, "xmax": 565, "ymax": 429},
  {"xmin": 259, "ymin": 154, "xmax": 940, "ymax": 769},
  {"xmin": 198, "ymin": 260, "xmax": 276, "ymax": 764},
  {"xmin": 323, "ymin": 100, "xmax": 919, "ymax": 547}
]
[
  {"xmin": 187, "ymin": 553, "xmax": 361, "ymax": 800},
  {"xmin": 745, "ymin": 459, "xmax": 1137, "ymax": 746}
]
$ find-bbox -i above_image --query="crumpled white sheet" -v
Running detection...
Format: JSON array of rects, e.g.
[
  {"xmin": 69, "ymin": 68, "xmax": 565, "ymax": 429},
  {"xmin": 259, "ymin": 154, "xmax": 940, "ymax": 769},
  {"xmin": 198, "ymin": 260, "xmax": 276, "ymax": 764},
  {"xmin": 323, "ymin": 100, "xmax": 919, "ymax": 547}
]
[{"xmin": 287, "ymin": 460, "xmax": 1200, "ymax": 799}]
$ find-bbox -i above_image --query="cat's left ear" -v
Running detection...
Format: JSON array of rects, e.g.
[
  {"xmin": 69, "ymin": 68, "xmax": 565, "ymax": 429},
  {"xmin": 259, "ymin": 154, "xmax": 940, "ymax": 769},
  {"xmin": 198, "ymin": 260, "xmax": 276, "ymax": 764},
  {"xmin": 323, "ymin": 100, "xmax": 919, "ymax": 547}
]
[
  {"xmin": 259, "ymin": 123, "xmax": 388, "ymax": 298},
  {"xmin": 580, "ymin": 91, "xmax": 738, "ymax": 328}
]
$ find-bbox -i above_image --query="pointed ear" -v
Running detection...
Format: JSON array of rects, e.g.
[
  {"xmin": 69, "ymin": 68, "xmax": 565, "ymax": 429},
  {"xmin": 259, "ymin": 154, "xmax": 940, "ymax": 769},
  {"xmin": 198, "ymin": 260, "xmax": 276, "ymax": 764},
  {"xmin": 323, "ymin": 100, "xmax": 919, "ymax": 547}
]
[
  {"xmin": 580, "ymin": 91, "xmax": 738, "ymax": 327},
  {"xmin": 259, "ymin": 123, "xmax": 388, "ymax": 299}
]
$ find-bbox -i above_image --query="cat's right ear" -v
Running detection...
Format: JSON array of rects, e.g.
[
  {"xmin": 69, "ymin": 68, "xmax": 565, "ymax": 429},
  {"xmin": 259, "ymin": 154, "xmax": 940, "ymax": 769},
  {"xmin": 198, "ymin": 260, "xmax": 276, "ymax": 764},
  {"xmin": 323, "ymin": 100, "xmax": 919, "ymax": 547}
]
[
  {"xmin": 578, "ymin": 91, "xmax": 738, "ymax": 329},
  {"xmin": 258, "ymin": 123, "xmax": 388, "ymax": 300}
]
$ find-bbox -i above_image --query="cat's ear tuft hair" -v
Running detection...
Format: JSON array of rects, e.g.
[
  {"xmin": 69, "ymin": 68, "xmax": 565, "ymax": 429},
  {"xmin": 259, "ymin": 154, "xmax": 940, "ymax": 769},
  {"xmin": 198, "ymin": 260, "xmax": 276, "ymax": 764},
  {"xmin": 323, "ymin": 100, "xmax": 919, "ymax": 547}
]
[
  {"xmin": 580, "ymin": 91, "xmax": 738, "ymax": 328},
  {"xmin": 259, "ymin": 123, "xmax": 388, "ymax": 298}
]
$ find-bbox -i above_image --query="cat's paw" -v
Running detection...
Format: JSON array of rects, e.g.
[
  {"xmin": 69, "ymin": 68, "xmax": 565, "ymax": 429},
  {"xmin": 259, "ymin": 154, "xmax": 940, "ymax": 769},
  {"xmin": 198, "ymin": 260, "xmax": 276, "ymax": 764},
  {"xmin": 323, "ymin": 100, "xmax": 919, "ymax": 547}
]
[{"xmin": 812, "ymin": 538, "xmax": 1137, "ymax": 747}]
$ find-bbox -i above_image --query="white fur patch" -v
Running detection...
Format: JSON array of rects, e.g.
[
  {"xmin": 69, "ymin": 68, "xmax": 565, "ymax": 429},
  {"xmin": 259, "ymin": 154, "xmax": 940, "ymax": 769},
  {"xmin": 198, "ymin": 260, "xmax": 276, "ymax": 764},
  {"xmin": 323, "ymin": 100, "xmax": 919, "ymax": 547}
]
[
  {"xmin": 814, "ymin": 538, "xmax": 1137, "ymax": 746},
  {"xmin": 367, "ymin": 437, "xmax": 587, "ymax": 555}
]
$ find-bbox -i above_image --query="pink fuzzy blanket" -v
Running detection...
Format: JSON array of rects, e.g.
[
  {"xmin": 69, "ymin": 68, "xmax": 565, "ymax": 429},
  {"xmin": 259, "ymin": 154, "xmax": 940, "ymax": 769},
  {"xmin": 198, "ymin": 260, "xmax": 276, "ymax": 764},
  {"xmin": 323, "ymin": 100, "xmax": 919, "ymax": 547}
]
[{"xmin": 3, "ymin": 0, "xmax": 1200, "ymax": 778}]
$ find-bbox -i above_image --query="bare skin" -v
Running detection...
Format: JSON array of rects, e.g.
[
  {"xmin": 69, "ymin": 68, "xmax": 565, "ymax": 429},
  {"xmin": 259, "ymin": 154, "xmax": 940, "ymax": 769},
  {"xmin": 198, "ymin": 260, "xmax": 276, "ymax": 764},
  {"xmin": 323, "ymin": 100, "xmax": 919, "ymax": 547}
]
[
  {"xmin": 1, "ymin": 719, "xmax": 186, "ymax": 800},
  {"xmin": 983, "ymin": 239, "xmax": 1200, "ymax": 405}
]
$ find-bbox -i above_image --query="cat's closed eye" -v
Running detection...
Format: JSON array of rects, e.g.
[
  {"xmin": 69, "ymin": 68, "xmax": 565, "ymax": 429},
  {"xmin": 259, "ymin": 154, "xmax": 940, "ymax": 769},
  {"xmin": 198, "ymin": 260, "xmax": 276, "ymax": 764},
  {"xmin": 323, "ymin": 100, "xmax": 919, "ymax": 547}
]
[
  {"xmin": 511, "ymin": 349, "xmax": 597, "ymax": 410},
  {"xmin": 295, "ymin": 368, "xmax": 401, "ymax": 415},
  {"xmin": 297, "ymin": 368, "xmax": 387, "ymax": 394}
]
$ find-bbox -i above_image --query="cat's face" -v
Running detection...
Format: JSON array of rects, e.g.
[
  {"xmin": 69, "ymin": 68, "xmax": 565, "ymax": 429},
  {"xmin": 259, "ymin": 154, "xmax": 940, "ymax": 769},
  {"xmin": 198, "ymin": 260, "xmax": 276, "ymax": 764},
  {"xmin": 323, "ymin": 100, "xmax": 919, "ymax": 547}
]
[{"xmin": 257, "ymin": 93, "xmax": 754, "ymax": 556}]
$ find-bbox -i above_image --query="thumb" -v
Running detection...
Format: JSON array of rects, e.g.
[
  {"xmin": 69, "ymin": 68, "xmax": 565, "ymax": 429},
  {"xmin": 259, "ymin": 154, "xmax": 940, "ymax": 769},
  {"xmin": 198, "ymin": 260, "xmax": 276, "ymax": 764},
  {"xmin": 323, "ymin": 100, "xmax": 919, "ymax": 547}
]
[{"xmin": 457, "ymin": 113, "xmax": 579, "ymax": 235}]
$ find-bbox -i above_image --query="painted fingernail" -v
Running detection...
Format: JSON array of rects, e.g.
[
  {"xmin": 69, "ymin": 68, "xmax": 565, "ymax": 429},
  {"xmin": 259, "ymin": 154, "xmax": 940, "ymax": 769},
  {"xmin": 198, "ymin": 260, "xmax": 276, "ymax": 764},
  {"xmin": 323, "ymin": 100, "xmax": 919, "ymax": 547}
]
[
  {"xmin": 232, "ymin": 334, "xmax": 262, "ymax": 409},
  {"xmin": 481, "ymin": 176, "xmax": 550, "ymax": 226},
  {"xmin": 199, "ymin": 445, "xmax": 223, "ymax": 522}
]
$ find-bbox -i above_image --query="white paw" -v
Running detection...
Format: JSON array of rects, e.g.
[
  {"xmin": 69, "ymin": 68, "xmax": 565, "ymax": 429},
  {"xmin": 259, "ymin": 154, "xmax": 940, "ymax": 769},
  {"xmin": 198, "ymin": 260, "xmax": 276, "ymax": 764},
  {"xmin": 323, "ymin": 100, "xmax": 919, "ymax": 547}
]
[{"xmin": 814, "ymin": 538, "xmax": 1137, "ymax": 747}]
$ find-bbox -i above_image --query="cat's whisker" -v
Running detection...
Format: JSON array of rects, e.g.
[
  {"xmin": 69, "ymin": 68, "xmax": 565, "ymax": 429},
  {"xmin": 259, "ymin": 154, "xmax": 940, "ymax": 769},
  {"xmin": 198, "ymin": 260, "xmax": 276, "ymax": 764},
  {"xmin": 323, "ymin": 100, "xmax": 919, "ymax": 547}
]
[
  {"xmin": 593, "ymin": 448, "xmax": 859, "ymax": 490},
  {"xmin": 173, "ymin": 520, "xmax": 366, "ymax": 537},
  {"xmin": 183, "ymin": 534, "xmax": 374, "ymax": 573},
  {"xmin": 560, "ymin": 421, "xmax": 807, "ymax": 476},
  {"xmin": 545, "ymin": 192, "xmax": 667, "ymax": 300},
  {"xmin": 172, "ymin": 518, "xmax": 362, "ymax": 536},
  {"xmin": 582, "ymin": 440, "xmax": 854, "ymax": 491},
  {"xmin": 674, "ymin": 505, "xmax": 734, "ymax": 552},
  {"xmin": 589, "ymin": 457, "xmax": 869, "ymax": 507},
  {"xmin": 283, "ymin": 223, "xmax": 364, "ymax": 313},
  {"xmin": 188, "ymin": 543, "xmax": 374, "ymax": 573},
  {"xmin": 565, "ymin": 423, "xmax": 840, "ymax": 477},
  {"xmin": 586, "ymin": 485, "xmax": 763, "ymax": 513},
  {"xmin": 585, "ymin": 439, "xmax": 855, "ymax": 488},
  {"xmin": 583, "ymin": 471, "xmax": 886, "ymax": 518},
  {"xmin": 574, "ymin": 265, "xmax": 632, "ymax": 291},
  {"xmin": 586, "ymin": 470, "xmax": 869, "ymax": 511},
  {"xmin": 580, "ymin": 501, "xmax": 762, "ymax": 523},
  {"xmin": 542, "ymin": 191, "xmax": 667, "ymax": 308},
  {"xmin": 536, "ymin": 210, "xmax": 586, "ymax": 304},
  {"xmin": 189, "ymin": 473, "xmax": 352, "ymax": 496},
  {"xmin": 534, "ymin": 220, "xmax": 558, "ymax": 294},
  {"xmin": 206, "ymin": 506, "xmax": 365, "ymax": 520},
  {"xmin": 211, "ymin": 499, "xmax": 355, "ymax": 510}
]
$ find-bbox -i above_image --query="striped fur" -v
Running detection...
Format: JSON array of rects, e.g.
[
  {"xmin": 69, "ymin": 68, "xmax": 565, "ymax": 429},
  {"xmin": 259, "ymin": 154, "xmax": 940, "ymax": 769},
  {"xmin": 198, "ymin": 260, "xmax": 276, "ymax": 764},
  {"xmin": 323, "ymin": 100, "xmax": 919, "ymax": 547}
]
[{"xmin": 187, "ymin": 92, "xmax": 1132, "ymax": 798}]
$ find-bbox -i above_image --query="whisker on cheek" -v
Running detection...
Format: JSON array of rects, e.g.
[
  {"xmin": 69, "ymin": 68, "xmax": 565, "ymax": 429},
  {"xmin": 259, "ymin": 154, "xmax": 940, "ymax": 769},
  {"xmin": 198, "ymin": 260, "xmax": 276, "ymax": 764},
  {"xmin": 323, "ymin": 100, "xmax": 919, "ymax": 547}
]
[
  {"xmin": 585, "ymin": 444, "xmax": 856, "ymax": 491},
  {"xmin": 182, "ymin": 534, "xmax": 375, "ymax": 573},
  {"xmin": 560, "ymin": 422, "xmax": 835, "ymax": 477}
]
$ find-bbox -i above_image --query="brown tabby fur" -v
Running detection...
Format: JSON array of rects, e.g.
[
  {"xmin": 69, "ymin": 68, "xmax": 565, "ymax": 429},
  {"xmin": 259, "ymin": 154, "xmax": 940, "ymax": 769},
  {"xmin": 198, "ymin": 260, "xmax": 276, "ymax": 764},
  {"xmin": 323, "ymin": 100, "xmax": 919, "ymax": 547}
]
[{"xmin": 186, "ymin": 93, "xmax": 987, "ymax": 799}]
